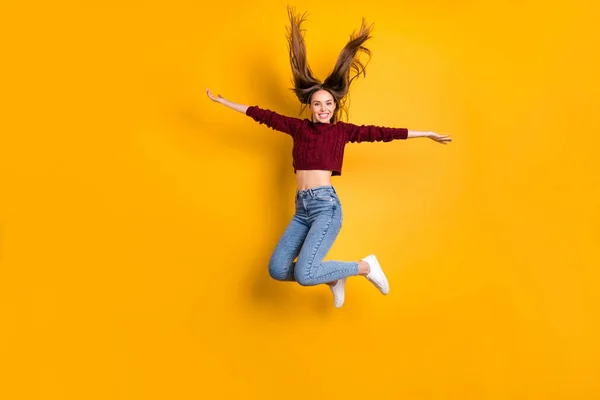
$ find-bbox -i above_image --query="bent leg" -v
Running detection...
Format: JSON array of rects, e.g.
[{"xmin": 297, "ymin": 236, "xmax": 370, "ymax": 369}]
[
  {"xmin": 294, "ymin": 203, "xmax": 359, "ymax": 286},
  {"xmin": 268, "ymin": 213, "xmax": 309, "ymax": 281}
]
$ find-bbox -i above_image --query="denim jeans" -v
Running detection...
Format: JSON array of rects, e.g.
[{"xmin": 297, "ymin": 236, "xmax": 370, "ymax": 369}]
[{"xmin": 268, "ymin": 185, "xmax": 360, "ymax": 286}]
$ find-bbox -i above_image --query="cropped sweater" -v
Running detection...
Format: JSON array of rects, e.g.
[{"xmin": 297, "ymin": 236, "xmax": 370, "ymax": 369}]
[{"xmin": 246, "ymin": 105, "xmax": 408, "ymax": 176}]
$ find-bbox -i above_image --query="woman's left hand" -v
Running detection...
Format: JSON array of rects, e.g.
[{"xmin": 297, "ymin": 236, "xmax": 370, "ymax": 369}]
[{"xmin": 427, "ymin": 132, "xmax": 452, "ymax": 144}]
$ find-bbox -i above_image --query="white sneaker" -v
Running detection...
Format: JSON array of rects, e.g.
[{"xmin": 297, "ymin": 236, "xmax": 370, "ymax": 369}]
[
  {"xmin": 362, "ymin": 254, "xmax": 389, "ymax": 295},
  {"xmin": 329, "ymin": 278, "xmax": 346, "ymax": 308}
]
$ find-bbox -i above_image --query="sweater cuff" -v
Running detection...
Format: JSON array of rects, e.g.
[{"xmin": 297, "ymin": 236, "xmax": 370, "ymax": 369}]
[
  {"xmin": 396, "ymin": 128, "xmax": 409, "ymax": 140},
  {"xmin": 246, "ymin": 105, "xmax": 258, "ymax": 117}
]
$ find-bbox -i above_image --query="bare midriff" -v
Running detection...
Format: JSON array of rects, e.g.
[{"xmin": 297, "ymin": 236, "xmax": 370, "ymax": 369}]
[{"xmin": 296, "ymin": 170, "xmax": 333, "ymax": 190}]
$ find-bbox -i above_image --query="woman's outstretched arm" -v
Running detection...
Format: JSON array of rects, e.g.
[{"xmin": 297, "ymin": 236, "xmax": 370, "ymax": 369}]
[
  {"xmin": 206, "ymin": 88, "xmax": 302, "ymax": 136},
  {"xmin": 407, "ymin": 130, "xmax": 452, "ymax": 144},
  {"xmin": 342, "ymin": 121, "xmax": 452, "ymax": 145},
  {"xmin": 206, "ymin": 88, "xmax": 248, "ymax": 114}
]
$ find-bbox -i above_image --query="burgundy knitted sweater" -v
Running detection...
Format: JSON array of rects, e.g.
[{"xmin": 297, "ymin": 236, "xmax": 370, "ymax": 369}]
[{"xmin": 246, "ymin": 105, "xmax": 408, "ymax": 176}]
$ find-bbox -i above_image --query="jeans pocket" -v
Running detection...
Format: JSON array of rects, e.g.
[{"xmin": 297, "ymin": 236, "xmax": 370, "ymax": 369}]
[{"xmin": 314, "ymin": 193, "xmax": 335, "ymax": 202}]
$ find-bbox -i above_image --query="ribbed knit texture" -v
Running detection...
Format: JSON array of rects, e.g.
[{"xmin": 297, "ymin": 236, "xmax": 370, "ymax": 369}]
[{"xmin": 246, "ymin": 106, "xmax": 408, "ymax": 176}]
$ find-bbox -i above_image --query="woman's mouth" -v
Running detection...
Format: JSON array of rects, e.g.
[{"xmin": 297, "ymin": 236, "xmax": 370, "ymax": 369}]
[{"xmin": 318, "ymin": 113, "xmax": 329, "ymax": 119}]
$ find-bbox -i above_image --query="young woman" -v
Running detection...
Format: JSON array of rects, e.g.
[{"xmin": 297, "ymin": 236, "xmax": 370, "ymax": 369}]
[{"xmin": 206, "ymin": 7, "xmax": 451, "ymax": 308}]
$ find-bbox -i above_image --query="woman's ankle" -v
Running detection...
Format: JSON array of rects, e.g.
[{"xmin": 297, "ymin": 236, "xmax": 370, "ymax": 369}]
[{"xmin": 358, "ymin": 260, "xmax": 370, "ymax": 275}]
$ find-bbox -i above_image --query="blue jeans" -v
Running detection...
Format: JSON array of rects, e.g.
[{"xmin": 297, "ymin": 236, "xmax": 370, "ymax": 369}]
[{"xmin": 268, "ymin": 185, "xmax": 360, "ymax": 286}]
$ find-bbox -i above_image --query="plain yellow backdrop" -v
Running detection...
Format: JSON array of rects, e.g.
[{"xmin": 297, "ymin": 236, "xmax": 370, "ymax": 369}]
[{"xmin": 1, "ymin": 1, "xmax": 599, "ymax": 399}]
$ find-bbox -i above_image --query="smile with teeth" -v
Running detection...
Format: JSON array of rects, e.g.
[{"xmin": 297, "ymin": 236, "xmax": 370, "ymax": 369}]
[{"xmin": 318, "ymin": 113, "xmax": 329, "ymax": 118}]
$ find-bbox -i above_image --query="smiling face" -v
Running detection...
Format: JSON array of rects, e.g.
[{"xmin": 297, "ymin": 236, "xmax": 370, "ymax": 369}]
[{"xmin": 309, "ymin": 89, "xmax": 337, "ymax": 123}]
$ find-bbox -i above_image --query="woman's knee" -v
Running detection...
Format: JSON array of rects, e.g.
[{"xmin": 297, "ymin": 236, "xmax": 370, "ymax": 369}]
[
  {"xmin": 268, "ymin": 257, "xmax": 292, "ymax": 281},
  {"xmin": 294, "ymin": 266, "xmax": 318, "ymax": 286}
]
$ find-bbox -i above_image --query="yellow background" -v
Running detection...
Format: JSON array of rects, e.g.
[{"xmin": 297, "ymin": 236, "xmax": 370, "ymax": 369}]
[{"xmin": 1, "ymin": 1, "xmax": 599, "ymax": 399}]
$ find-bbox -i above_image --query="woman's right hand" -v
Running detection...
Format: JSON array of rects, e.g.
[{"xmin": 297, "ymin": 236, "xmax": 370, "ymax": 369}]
[
  {"xmin": 205, "ymin": 89, "xmax": 250, "ymax": 114},
  {"xmin": 206, "ymin": 88, "xmax": 224, "ymax": 103}
]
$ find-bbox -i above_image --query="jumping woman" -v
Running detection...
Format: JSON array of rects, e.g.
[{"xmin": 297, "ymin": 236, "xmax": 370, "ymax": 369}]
[{"xmin": 206, "ymin": 7, "xmax": 452, "ymax": 308}]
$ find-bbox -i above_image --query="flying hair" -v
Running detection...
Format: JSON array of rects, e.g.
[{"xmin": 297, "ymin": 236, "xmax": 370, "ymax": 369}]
[{"xmin": 285, "ymin": 6, "xmax": 374, "ymax": 123}]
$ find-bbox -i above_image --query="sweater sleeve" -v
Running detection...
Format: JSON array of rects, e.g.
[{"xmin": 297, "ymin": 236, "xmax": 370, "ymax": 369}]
[
  {"xmin": 341, "ymin": 121, "xmax": 409, "ymax": 143},
  {"xmin": 245, "ymin": 106, "xmax": 303, "ymax": 136}
]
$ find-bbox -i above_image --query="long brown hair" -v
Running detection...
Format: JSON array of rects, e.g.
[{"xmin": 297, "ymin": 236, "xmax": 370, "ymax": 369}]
[{"xmin": 286, "ymin": 6, "xmax": 374, "ymax": 123}]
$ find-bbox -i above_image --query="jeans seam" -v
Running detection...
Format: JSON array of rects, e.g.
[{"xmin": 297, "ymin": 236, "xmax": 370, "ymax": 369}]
[
  {"xmin": 304, "ymin": 209, "xmax": 332, "ymax": 283},
  {"xmin": 309, "ymin": 202, "xmax": 355, "ymax": 282},
  {"xmin": 305, "ymin": 203, "xmax": 350, "ymax": 284},
  {"xmin": 311, "ymin": 264, "xmax": 357, "ymax": 282}
]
